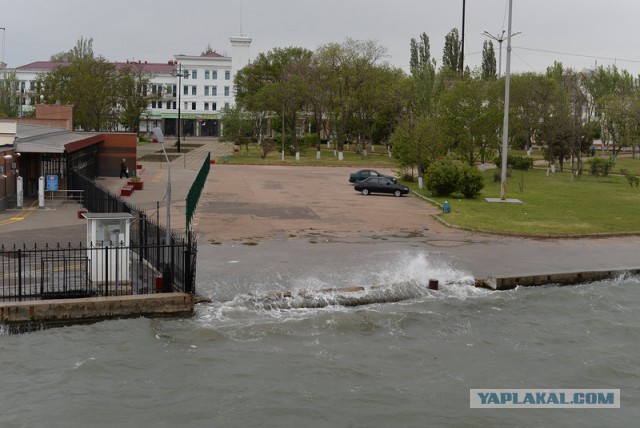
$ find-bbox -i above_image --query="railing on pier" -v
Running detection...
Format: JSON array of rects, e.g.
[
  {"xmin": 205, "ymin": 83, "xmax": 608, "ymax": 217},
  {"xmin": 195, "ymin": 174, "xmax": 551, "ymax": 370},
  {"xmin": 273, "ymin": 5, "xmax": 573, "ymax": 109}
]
[
  {"xmin": 1, "ymin": 240, "xmax": 193, "ymax": 302},
  {"xmin": 1, "ymin": 172, "xmax": 197, "ymax": 302}
]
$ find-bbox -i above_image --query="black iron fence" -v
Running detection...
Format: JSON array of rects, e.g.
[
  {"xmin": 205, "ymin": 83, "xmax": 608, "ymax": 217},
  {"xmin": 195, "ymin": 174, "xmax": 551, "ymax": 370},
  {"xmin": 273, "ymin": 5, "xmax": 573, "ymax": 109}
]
[
  {"xmin": 1, "ymin": 240, "xmax": 192, "ymax": 302},
  {"xmin": 1, "ymin": 173, "xmax": 197, "ymax": 302}
]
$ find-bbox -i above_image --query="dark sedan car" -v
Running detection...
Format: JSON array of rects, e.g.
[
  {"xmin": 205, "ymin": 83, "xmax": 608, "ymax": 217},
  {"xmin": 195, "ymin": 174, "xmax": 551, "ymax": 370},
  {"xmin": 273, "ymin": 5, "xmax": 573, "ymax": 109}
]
[
  {"xmin": 354, "ymin": 177, "xmax": 409, "ymax": 197},
  {"xmin": 349, "ymin": 169, "xmax": 397, "ymax": 183}
]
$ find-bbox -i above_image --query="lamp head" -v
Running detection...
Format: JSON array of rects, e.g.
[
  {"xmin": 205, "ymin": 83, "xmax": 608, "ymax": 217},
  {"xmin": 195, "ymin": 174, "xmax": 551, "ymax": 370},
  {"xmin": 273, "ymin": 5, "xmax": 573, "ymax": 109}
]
[{"xmin": 151, "ymin": 127, "xmax": 165, "ymax": 144}]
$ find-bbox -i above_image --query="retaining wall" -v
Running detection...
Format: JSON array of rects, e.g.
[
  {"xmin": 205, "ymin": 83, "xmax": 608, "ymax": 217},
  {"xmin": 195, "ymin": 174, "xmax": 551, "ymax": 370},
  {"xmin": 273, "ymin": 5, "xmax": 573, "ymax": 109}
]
[{"xmin": 1, "ymin": 293, "xmax": 195, "ymax": 331}]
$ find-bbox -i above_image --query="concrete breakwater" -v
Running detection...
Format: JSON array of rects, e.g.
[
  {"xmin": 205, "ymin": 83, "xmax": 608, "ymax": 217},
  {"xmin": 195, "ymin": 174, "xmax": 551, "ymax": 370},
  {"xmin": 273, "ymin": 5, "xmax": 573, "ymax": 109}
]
[
  {"xmin": 478, "ymin": 268, "xmax": 640, "ymax": 290},
  {"xmin": 3, "ymin": 268, "xmax": 638, "ymax": 332},
  {"xmin": 1, "ymin": 293, "xmax": 195, "ymax": 333}
]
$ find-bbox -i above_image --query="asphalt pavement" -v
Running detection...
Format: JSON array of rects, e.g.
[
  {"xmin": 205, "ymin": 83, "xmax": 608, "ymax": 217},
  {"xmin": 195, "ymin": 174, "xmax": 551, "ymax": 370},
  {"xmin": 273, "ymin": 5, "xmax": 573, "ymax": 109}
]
[{"xmin": 0, "ymin": 137, "xmax": 233, "ymax": 248}]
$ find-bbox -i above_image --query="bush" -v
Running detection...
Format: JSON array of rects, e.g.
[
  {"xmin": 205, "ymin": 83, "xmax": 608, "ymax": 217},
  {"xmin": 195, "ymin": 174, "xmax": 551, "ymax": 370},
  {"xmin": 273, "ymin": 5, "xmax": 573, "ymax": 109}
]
[
  {"xmin": 425, "ymin": 159, "xmax": 461, "ymax": 197},
  {"xmin": 458, "ymin": 164, "xmax": 485, "ymax": 199},
  {"xmin": 493, "ymin": 154, "xmax": 534, "ymax": 171},
  {"xmin": 588, "ymin": 158, "xmax": 613, "ymax": 176},
  {"xmin": 620, "ymin": 169, "xmax": 639, "ymax": 187}
]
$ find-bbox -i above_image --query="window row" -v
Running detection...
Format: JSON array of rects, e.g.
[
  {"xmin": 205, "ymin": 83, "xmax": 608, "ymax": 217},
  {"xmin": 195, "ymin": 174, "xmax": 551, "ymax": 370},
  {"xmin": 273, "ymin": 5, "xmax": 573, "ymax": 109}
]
[
  {"xmin": 183, "ymin": 69, "xmax": 231, "ymax": 80},
  {"xmin": 182, "ymin": 86, "xmax": 231, "ymax": 96},
  {"xmin": 149, "ymin": 101, "xmax": 231, "ymax": 111}
]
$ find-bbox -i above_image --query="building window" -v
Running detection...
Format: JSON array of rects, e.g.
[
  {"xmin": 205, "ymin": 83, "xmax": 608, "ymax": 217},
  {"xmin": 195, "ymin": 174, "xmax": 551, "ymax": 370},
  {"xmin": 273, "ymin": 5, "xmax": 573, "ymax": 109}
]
[
  {"xmin": 192, "ymin": 86, "xmax": 197, "ymax": 95},
  {"xmin": 183, "ymin": 70, "xmax": 189, "ymax": 79},
  {"xmin": 205, "ymin": 70, "xmax": 210, "ymax": 79},
  {"xmin": 212, "ymin": 70, "xmax": 217, "ymax": 79},
  {"xmin": 172, "ymin": 101, "xmax": 177, "ymax": 109},
  {"xmin": 212, "ymin": 102, "xmax": 217, "ymax": 111},
  {"xmin": 224, "ymin": 102, "xmax": 229, "ymax": 109},
  {"xmin": 183, "ymin": 85, "xmax": 188, "ymax": 95},
  {"xmin": 192, "ymin": 70, "xmax": 197, "ymax": 79},
  {"xmin": 151, "ymin": 85, "xmax": 157, "ymax": 94},
  {"xmin": 168, "ymin": 85, "xmax": 175, "ymax": 96},
  {"xmin": 191, "ymin": 102, "xmax": 196, "ymax": 110},
  {"xmin": 158, "ymin": 101, "xmax": 163, "ymax": 109},
  {"xmin": 224, "ymin": 86, "xmax": 230, "ymax": 96},
  {"xmin": 204, "ymin": 102, "xmax": 209, "ymax": 111},
  {"xmin": 151, "ymin": 101, "xmax": 157, "ymax": 108},
  {"xmin": 212, "ymin": 86, "xmax": 217, "ymax": 96},
  {"xmin": 225, "ymin": 70, "xmax": 230, "ymax": 80},
  {"xmin": 204, "ymin": 86, "xmax": 209, "ymax": 96}
]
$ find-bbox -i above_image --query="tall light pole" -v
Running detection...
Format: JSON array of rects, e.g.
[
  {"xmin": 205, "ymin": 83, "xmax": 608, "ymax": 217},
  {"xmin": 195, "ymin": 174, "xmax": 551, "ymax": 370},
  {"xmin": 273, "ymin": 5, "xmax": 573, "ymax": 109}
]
[
  {"xmin": 482, "ymin": 29, "xmax": 521, "ymax": 78},
  {"xmin": 0, "ymin": 27, "xmax": 6, "ymax": 67},
  {"xmin": 173, "ymin": 63, "xmax": 188, "ymax": 153},
  {"xmin": 460, "ymin": 0, "xmax": 466, "ymax": 75},
  {"xmin": 152, "ymin": 127, "xmax": 171, "ymax": 245},
  {"xmin": 500, "ymin": 0, "xmax": 514, "ymax": 200}
]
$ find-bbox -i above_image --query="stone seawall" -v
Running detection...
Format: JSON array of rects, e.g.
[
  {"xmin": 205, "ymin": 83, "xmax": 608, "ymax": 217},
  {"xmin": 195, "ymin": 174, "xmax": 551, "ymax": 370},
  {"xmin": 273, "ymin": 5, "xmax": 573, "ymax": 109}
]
[{"xmin": 1, "ymin": 293, "xmax": 195, "ymax": 331}]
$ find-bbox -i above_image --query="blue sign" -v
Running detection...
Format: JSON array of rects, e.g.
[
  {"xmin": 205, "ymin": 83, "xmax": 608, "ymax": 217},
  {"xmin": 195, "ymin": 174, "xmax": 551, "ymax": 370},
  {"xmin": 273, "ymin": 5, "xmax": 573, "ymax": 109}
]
[{"xmin": 46, "ymin": 175, "xmax": 59, "ymax": 191}]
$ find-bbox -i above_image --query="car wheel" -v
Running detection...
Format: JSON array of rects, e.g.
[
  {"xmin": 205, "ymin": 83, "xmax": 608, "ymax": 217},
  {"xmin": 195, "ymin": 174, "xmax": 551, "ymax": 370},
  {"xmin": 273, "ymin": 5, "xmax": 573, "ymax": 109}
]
[
  {"xmin": 362, "ymin": 189, "xmax": 369, "ymax": 195},
  {"xmin": 394, "ymin": 190, "xmax": 402, "ymax": 197}
]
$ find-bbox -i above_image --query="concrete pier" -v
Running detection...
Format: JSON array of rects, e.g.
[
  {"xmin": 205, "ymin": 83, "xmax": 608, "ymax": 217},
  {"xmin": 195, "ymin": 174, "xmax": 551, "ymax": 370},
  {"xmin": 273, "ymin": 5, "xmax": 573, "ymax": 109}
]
[
  {"xmin": 481, "ymin": 268, "xmax": 640, "ymax": 290},
  {"xmin": 1, "ymin": 293, "xmax": 195, "ymax": 332}
]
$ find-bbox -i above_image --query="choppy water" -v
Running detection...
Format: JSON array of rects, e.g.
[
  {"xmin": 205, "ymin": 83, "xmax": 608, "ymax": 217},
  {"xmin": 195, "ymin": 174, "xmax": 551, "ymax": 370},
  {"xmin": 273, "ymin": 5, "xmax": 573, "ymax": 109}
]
[{"xmin": 1, "ymin": 245, "xmax": 639, "ymax": 427}]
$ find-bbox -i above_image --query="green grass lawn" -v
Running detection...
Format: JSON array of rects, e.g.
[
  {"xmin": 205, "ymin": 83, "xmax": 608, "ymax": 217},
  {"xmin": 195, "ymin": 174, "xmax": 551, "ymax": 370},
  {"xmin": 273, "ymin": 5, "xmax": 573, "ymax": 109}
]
[
  {"xmin": 218, "ymin": 145, "xmax": 397, "ymax": 167},
  {"xmin": 410, "ymin": 167, "xmax": 640, "ymax": 236}
]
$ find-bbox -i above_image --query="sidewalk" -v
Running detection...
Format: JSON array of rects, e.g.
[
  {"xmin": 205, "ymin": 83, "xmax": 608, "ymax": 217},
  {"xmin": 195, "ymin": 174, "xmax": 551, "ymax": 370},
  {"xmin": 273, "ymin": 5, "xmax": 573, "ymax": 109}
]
[{"xmin": 0, "ymin": 137, "xmax": 233, "ymax": 248}]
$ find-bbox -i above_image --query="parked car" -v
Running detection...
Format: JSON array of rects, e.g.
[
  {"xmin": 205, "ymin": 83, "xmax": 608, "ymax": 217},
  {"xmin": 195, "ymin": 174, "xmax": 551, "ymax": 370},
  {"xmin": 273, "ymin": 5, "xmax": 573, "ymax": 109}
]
[
  {"xmin": 349, "ymin": 169, "xmax": 397, "ymax": 184},
  {"xmin": 354, "ymin": 177, "xmax": 409, "ymax": 197}
]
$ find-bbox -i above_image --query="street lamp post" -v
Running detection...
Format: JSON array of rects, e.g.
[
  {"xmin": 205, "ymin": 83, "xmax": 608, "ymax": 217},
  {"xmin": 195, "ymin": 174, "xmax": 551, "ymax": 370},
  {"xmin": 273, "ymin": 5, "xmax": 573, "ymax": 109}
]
[
  {"xmin": 482, "ymin": 29, "xmax": 521, "ymax": 78},
  {"xmin": 151, "ymin": 127, "xmax": 171, "ymax": 245},
  {"xmin": 173, "ymin": 63, "xmax": 189, "ymax": 153},
  {"xmin": 0, "ymin": 27, "xmax": 6, "ymax": 67}
]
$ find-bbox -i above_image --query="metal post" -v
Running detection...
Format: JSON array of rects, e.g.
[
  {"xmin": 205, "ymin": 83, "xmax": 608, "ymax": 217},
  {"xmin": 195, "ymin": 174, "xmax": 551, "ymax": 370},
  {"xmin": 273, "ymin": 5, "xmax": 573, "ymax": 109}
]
[
  {"xmin": 500, "ymin": 0, "xmax": 514, "ymax": 200},
  {"xmin": 177, "ymin": 64, "xmax": 182, "ymax": 153},
  {"xmin": 104, "ymin": 245, "xmax": 109, "ymax": 296},
  {"xmin": 17, "ymin": 249, "xmax": 22, "ymax": 301}
]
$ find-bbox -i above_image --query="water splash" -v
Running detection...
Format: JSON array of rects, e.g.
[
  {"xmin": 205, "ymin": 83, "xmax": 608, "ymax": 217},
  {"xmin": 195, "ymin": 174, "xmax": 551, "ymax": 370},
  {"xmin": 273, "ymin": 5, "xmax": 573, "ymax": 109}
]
[{"xmin": 205, "ymin": 251, "xmax": 487, "ymax": 314}]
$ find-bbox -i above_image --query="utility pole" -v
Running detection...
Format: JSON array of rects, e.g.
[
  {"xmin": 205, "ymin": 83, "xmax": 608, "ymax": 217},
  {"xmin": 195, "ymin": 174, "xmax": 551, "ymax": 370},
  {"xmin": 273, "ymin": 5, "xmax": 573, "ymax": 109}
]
[{"xmin": 460, "ymin": 0, "xmax": 466, "ymax": 75}]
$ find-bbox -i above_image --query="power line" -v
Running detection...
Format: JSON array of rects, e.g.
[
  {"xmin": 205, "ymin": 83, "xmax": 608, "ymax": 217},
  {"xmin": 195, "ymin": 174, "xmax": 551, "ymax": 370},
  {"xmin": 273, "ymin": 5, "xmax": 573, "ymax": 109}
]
[{"xmin": 514, "ymin": 45, "xmax": 640, "ymax": 64}]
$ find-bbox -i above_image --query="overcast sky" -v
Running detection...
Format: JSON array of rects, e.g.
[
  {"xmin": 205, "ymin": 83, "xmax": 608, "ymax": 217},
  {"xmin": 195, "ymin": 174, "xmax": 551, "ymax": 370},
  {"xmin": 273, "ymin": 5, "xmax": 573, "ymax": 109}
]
[{"xmin": 2, "ymin": 0, "xmax": 640, "ymax": 76}]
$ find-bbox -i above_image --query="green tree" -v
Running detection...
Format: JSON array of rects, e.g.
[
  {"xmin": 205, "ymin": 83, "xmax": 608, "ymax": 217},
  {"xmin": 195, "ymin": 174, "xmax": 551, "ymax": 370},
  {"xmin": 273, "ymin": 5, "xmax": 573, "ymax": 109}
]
[
  {"xmin": 437, "ymin": 77, "xmax": 502, "ymax": 166},
  {"xmin": 50, "ymin": 36, "xmax": 94, "ymax": 62},
  {"xmin": 0, "ymin": 70, "xmax": 20, "ymax": 117},
  {"xmin": 36, "ymin": 56, "xmax": 119, "ymax": 131},
  {"xmin": 117, "ymin": 63, "xmax": 157, "ymax": 133},
  {"xmin": 481, "ymin": 40, "xmax": 496, "ymax": 80},
  {"xmin": 220, "ymin": 104, "xmax": 255, "ymax": 151},
  {"xmin": 315, "ymin": 38, "xmax": 388, "ymax": 160},
  {"xmin": 442, "ymin": 28, "xmax": 461, "ymax": 73},
  {"xmin": 235, "ymin": 46, "xmax": 313, "ymax": 160}
]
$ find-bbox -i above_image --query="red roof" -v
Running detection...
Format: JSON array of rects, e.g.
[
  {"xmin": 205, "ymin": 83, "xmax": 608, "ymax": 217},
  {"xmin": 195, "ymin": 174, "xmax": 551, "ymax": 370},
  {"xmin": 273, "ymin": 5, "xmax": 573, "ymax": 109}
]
[
  {"xmin": 16, "ymin": 60, "xmax": 176, "ymax": 74},
  {"xmin": 16, "ymin": 61, "xmax": 70, "ymax": 70}
]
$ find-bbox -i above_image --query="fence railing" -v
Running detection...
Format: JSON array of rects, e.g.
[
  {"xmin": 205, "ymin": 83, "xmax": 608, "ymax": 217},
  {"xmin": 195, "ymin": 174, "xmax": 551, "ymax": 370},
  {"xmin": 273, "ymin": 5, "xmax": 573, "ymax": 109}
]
[
  {"xmin": 0, "ymin": 172, "xmax": 198, "ymax": 302},
  {"xmin": 1, "ymin": 240, "xmax": 193, "ymax": 302}
]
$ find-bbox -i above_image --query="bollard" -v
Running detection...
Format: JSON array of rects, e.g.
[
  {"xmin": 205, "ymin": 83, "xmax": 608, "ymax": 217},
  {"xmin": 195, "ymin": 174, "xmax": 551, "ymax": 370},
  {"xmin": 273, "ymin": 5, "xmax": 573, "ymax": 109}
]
[{"xmin": 428, "ymin": 279, "xmax": 439, "ymax": 291}]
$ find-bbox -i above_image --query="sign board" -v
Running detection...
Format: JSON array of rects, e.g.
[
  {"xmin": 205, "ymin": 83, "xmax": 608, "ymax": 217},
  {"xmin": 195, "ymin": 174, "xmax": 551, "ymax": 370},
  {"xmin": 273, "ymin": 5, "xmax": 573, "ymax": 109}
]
[{"xmin": 46, "ymin": 174, "xmax": 58, "ymax": 191}]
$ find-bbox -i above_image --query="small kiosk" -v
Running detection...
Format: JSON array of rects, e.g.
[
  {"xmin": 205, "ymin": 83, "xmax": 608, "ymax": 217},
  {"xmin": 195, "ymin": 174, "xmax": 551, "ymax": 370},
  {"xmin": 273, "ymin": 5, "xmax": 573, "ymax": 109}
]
[{"xmin": 82, "ymin": 213, "xmax": 133, "ymax": 287}]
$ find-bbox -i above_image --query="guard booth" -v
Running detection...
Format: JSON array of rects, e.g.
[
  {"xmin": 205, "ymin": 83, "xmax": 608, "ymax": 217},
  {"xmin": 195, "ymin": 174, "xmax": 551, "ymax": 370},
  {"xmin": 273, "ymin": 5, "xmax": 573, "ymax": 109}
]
[{"xmin": 83, "ymin": 213, "xmax": 133, "ymax": 292}]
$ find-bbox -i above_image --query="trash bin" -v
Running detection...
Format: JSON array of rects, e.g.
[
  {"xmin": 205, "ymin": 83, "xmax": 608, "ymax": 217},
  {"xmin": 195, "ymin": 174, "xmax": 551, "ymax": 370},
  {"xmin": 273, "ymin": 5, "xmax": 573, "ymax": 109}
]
[{"xmin": 443, "ymin": 201, "xmax": 450, "ymax": 213}]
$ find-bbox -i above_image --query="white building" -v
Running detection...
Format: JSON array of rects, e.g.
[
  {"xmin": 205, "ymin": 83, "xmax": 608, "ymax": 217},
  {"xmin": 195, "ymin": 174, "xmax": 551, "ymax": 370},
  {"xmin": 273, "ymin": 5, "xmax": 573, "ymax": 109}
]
[{"xmin": 3, "ymin": 36, "xmax": 252, "ymax": 137}]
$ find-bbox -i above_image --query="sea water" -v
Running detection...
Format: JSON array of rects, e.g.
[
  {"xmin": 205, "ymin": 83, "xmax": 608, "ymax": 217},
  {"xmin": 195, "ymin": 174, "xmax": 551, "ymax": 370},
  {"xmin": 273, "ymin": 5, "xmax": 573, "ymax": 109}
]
[{"xmin": 1, "ymin": 244, "xmax": 639, "ymax": 427}]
